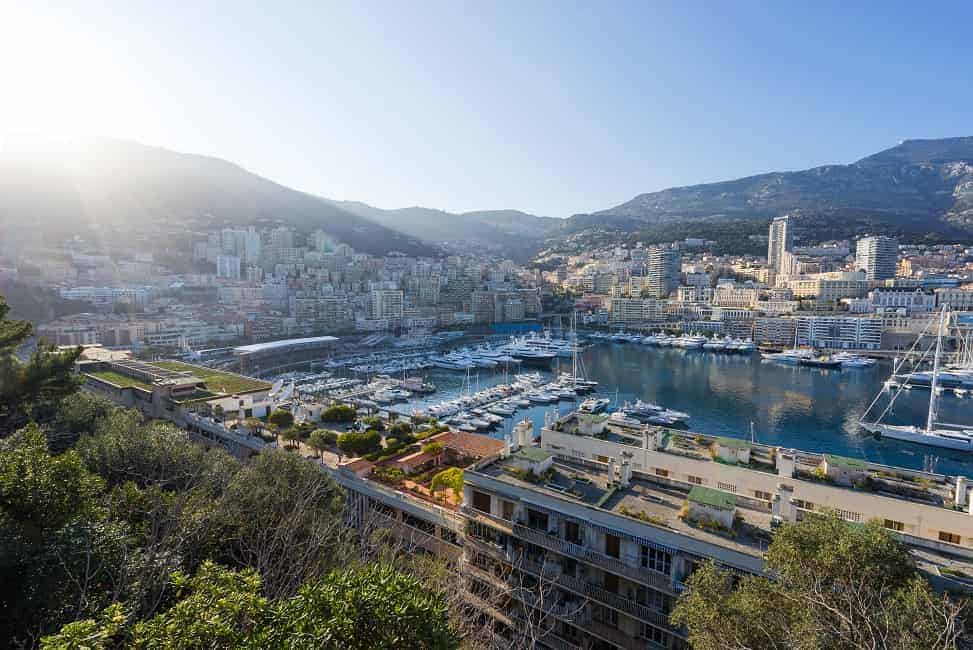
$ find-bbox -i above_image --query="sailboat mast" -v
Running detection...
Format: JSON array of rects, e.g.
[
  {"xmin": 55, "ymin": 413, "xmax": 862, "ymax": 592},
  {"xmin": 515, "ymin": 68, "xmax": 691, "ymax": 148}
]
[{"xmin": 927, "ymin": 306, "xmax": 947, "ymax": 432}]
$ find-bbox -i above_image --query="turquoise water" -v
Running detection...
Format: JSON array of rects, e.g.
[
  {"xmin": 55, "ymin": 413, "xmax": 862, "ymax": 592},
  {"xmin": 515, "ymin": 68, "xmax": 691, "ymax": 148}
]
[{"xmin": 404, "ymin": 341, "xmax": 973, "ymax": 479}]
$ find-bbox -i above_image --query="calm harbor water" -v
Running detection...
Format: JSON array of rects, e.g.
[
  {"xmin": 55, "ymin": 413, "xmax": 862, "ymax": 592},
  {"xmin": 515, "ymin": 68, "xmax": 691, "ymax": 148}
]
[{"xmin": 402, "ymin": 341, "xmax": 973, "ymax": 479}]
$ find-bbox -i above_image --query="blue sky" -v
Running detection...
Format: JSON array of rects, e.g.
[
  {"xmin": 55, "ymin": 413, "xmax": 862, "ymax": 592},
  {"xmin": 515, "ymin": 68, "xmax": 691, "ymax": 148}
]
[{"xmin": 1, "ymin": 1, "xmax": 971, "ymax": 217}]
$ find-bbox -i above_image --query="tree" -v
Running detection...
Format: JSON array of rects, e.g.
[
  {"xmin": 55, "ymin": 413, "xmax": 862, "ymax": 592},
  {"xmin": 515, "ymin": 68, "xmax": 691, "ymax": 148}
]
[
  {"xmin": 421, "ymin": 441, "xmax": 445, "ymax": 458},
  {"xmin": 0, "ymin": 295, "xmax": 83, "ymax": 434},
  {"xmin": 0, "ymin": 425, "xmax": 124, "ymax": 645},
  {"xmin": 267, "ymin": 409, "xmax": 294, "ymax": 430},
  {"xmin": 308, "ymin": 429, "xmax": 336, "ymax": 458},
  {"xmin": 671, "ymin": 514, "xmax": 969, "ymax": 650},
  {"xmin": 279, "ymin": 426, "xmax": 300, "ymax": 450},
  {"xmin": 267, "ymin": 562, "xmax": 460, "ymax": 650},
  {"xmin": 321, "ymin": 404, "xmax": 356, "ymax": 423},
  {"xmin": 218, "ymin": 449, "xmax": 345, "ymax": 599},
  {"xmin": 42, "ymin": 562, "xmax": 460, "ymax": 650},
  {"xmin": 337, "ymin": 430, "xmax": 381, "ymax": 457},
  {"xmin": 429, "ymin": 467, "xmax": 463, "ymax": 503}
]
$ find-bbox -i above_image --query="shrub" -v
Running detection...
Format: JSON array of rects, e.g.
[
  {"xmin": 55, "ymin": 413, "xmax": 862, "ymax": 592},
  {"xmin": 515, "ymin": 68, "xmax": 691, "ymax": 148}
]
[
  {"xmin": 422, "ymin": 442, "xmax": 444, "ymax": 456},
  {"xmin": 322, "ymin": 404, "xmax": 356, "ymax": 423},
  {"xmin": 337, "ymin": 430, "xmax": 382, "ymax": 457}
]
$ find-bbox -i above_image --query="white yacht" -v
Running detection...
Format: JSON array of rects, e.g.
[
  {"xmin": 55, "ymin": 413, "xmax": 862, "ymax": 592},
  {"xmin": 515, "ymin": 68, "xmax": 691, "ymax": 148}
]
[
  {"xmin": 832, "ymin": 352, "xmax": 876, "ymax": 368},
  {"xmin": 762, "ymin": 348, "xmax": 815, "ymax": 365}
]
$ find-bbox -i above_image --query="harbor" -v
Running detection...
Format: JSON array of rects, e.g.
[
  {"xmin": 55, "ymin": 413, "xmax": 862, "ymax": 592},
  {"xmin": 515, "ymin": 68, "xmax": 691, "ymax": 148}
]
[{"xmin": 319, "ymin": 335, "xmax": 973, "ymax": 479}]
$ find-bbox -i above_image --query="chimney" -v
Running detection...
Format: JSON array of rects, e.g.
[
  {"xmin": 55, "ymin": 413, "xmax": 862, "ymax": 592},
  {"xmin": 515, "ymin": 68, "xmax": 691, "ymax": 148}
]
[
  {"xmin": 777, "ymin": 450, "xmax": 795, "ymax": 478},
  {"xmin": 620, "ymin": 460, "xmax": 632, "ymax": 487},
  {"xmin": 956, "ymin": 476, "xmax": 968, "ymax": 509},
  {"xmin": 503, "ymin": 433, "xmax": 512, "ymax": 458},
  {"xmin": 607, "ymin": 457, "xmax": 618, "ymax": 484}
]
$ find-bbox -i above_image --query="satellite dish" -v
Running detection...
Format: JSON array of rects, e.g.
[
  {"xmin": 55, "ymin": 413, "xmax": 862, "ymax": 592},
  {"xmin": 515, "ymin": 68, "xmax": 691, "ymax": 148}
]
[{"xmin": 269, "ymin": 379, "xmax": 284, "ymax": 396}]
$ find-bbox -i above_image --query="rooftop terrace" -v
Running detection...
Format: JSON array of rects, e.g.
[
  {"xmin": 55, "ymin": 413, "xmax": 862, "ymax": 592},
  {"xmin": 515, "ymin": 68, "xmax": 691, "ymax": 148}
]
[{"xmin": 550, "ymin": 412, "xmax": 957, "ymax": 510}]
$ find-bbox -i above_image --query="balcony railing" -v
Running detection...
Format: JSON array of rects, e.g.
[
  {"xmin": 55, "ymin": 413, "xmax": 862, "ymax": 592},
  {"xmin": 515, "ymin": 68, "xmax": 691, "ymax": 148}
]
[{"xmin": 512, "ymin": 522, "xmax": 675, "ymax": 593}]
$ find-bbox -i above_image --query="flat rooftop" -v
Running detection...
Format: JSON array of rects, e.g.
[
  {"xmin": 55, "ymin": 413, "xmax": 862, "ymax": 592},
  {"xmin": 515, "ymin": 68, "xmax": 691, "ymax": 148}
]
[
  {"xmin": 551, "ymin": 412, "xmax": 955, "ymax": 509},
  {"xmin": 474, "ymin": 449, "xmax": 973, "ymax": 584}
]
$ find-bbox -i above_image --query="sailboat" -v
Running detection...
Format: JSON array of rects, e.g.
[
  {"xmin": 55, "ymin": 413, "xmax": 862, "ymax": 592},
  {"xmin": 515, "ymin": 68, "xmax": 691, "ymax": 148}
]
[
  {"xmin": 559, "ymin": 311, "xmax": 598, "ymax": 392},
  {"xmin": 860, "ymin": 306, "xmax": 973, "ymax": 451}
]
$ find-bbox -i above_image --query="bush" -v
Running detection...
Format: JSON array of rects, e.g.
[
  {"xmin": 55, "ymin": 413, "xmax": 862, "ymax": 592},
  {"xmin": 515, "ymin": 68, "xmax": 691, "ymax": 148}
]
[
  {"xmin": 363, "ymin": 415, "xmax": 385, "ymax": 431},
  {"xmin": 389, "ymin": 421, "xmax": 412, "ymax": 437},
  {"xmin": 421, "ymin": 442, "xmax": 444, "ymax": 456},
  {"xmin": 322, "ymin": 404, "xmax": 356, "ymax": 423},
  {"xmin": 267, "ymin": 410, "xmax": 294, "ymax": 430},
  {"xmin": 337, "ymin": 430, "xmax": 382, "ymax": 457}
]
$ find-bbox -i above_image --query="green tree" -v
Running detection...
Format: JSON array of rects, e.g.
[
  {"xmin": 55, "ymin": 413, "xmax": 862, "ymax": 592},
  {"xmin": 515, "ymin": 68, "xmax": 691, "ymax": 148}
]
[
  {"xmin": 0, "ymin": 295, "xmax": 83, "ymax": 434},
  {"xmin": 0, "ymin": 425, "xmax": 125, "ymax": 645},
  {"xmin": 280, "ymin": 426, "xmax": 300, "ymax": 450},
  {"xmin": 267, "ymin": 563, "xmax": 460, "ymax": 650},
  {"xmin": 321, "ymin": 404, "xmax": 356, "ymax": 423},
  {"xmin": 337, "ymin": 430, "xmax": 381, "ymax": 457},
  {"xmin": 308, "ymin": 429, "xmax": 336, "ymax": 458},
  {"xmin": 429, "ymin": 467, "xmax": 463, "ymax": 503},
  {"xmin": 671, "ymin": 514, "xmax": 968, "ymax": 649},
  {"xmin": 43, "ymin": 562, "xmax": 460, "ymax": 650},
  {"xmin": 267, "ymin": 409, "xmax": 294, "ymax": 430},
  {"xmin": 421, "ymin": 441, "xmax": 444, "ymax": 457}
]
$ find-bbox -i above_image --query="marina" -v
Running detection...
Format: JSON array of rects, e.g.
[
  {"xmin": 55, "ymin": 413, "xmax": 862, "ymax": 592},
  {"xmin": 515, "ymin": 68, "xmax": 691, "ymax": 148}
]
[{"xmin": 326, "ymin": 335, "xmax": 973, "ymax": 479}]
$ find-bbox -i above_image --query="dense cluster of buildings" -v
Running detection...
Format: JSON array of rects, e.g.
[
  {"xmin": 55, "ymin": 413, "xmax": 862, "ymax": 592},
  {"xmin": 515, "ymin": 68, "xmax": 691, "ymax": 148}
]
[
  {"xmin": 551, "ymin": 217, "xmax": 973, "ymax": 351},
  {"xmin": 4, "ymin": 226, "xmax": 543, "ymax": 353}
]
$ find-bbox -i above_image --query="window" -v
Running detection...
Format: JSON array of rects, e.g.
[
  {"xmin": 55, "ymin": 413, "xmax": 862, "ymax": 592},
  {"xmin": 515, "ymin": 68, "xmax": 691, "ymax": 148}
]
[
  {"xmin": 655, "ymin": 468, "xmax": 669, "ymax": 478},
  {"xmin": 639, "ymin": 623, "xmax": 668, "ymax": 645},
  {"xmin": 754, "ymin": 489, "xmax": 772, "ymax": 501},
  {"xmin": 640, "ymin": 545, "xmax": 672, "ymax": 575},
  {"xmin": 501, "ymin": 500, "xmax": 514, "ymax": 521},
  {"xmin": 593, "ymin": 605, "xmax": 618, "ymax": 628},
  {"xmin": 834, "ymin": 508, "xmax": 861, "ymax": 523},
  {"xmin": 605, "ymin": 533, "xmax": 620, "ymax": 558},
  {"xmin": 940, "ymin": 531, "xmax": 962, "ymax": 545},
  {"xmin": 596, "ymin": 454, "xmax": 609, "ymax": 463},
  {"xmin": 687, "ymin": 475, "xmax": 704, "ymax": 485},
  {"xmin": 603, "ymin": 572, "xmax": 619, "ymax": 593},
  {"xmin": 527, "ymin": 508, "xmax": 549, "ymax": 531},
  {"xmin": 565, "ymin": 520, "xmax": 582, "ymax": 545},
  {"xmin": 636, "ymin": 587, "xmax": 671, "ymax": 613},
  {"xmin": 472, "ymin": 490, "xmax": 491, "ymax": 514},
  {"xmin": 717, "ymin": 482, "xmax": 737, "ymax": 493},
  {"xmin": 793, "ymin": 498, "xmax": 815, "ymax": 511},
  {"xmin": 883, "ymin": 519, "xmax": 904, "ymax": 532}
]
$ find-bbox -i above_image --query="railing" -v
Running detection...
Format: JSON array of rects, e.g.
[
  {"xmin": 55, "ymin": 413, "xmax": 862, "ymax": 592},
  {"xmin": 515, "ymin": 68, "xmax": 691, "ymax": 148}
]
[
  {"xmin": 514, "ymin": 556, "xmax": 671, "ymax": 630},
  {"xmin": 512, "ymin": 523, "xmax": 675, "ymax": 593}
]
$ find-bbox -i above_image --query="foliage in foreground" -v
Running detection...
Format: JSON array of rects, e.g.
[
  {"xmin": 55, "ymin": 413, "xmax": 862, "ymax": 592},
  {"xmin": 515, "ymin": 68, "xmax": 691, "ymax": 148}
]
[
  {"xmin": 671, "ymin": 514, "xmax": 969, "ymax": 650},
  {"xmin": 42, "ymin": 561, "xmax": 458, "ymax": 650}
]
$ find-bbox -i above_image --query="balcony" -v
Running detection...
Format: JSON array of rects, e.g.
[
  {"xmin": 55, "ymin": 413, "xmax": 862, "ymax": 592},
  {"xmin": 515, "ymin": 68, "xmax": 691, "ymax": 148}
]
[
  {"xmin": 516, "ymin": 558, "xmax": 671, "ymax": 629},
  {"xmin": 512, "ymin": 522, "xmax": 675, "ymax": 593}
]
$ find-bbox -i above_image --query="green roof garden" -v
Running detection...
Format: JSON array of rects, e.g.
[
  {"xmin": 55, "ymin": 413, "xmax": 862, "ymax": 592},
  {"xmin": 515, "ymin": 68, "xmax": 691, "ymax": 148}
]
[
  {"xmin": 513, "ymin": 447, "xmax": 553, "ymax": 463},
  {"xmin": 688, "ymin": 486, "xmax": 737, "ymax": 511},
  {"xmin": 85, "ymin": 370, "xmax": 152, "ymax": 391},
  {"xmin": 716, "ymin": 436, "xmax": 752, "ymax": 450},
  {"xmin": 823, "ymin": 454, "xmax": 867, "ymax": 470},
  {"xmin": 150, "ymin": 361, "xmax": 270, "ymax": 395}
]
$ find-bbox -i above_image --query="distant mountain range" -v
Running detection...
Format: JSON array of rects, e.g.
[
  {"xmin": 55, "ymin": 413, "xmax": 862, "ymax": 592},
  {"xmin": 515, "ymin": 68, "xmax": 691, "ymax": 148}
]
[
  {"xmin": 562, "ymin": 137, "xmax": 973, "ymax": 240},
  {"xmin": 0, "ymin": 138, "xmax": 434, "ymax": 257},
  {"xmin": 2, "ymin": 136, "xmax": 972, "ymax": 260}
]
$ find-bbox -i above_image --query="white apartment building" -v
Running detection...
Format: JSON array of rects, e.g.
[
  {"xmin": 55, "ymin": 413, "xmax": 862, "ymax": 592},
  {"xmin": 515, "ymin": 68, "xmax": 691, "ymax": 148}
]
[
  {"xmin": 795, "ymin": 315, "xmax": 882, "ymax": 350},
  {"xmin": 869, "ymin": 288, "xmax": 936, "ymax": 314},
  {"xmin": 767, "ymin": 216, "xmax": 793, "ymax": 273},
  {"xmin": 371, "ymin": 289, "xmax": 404, "ymax": 320},
  {"xmin": 855, "ymin": 235, "xmax": 898, "ymax": 281}
]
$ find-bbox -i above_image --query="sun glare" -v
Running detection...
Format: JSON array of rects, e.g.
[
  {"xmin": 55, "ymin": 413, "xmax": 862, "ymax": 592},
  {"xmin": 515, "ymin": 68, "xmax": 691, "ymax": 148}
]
[{"xmin": 0, "ymin": 6, "xmax": 142, "ymax": 143}]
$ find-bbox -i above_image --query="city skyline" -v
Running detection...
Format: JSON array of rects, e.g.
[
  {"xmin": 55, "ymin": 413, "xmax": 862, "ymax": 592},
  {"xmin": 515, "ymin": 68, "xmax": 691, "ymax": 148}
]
[{"xmin": 2, "ymin": 2, "xmax": 972, "ymax": 217}]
